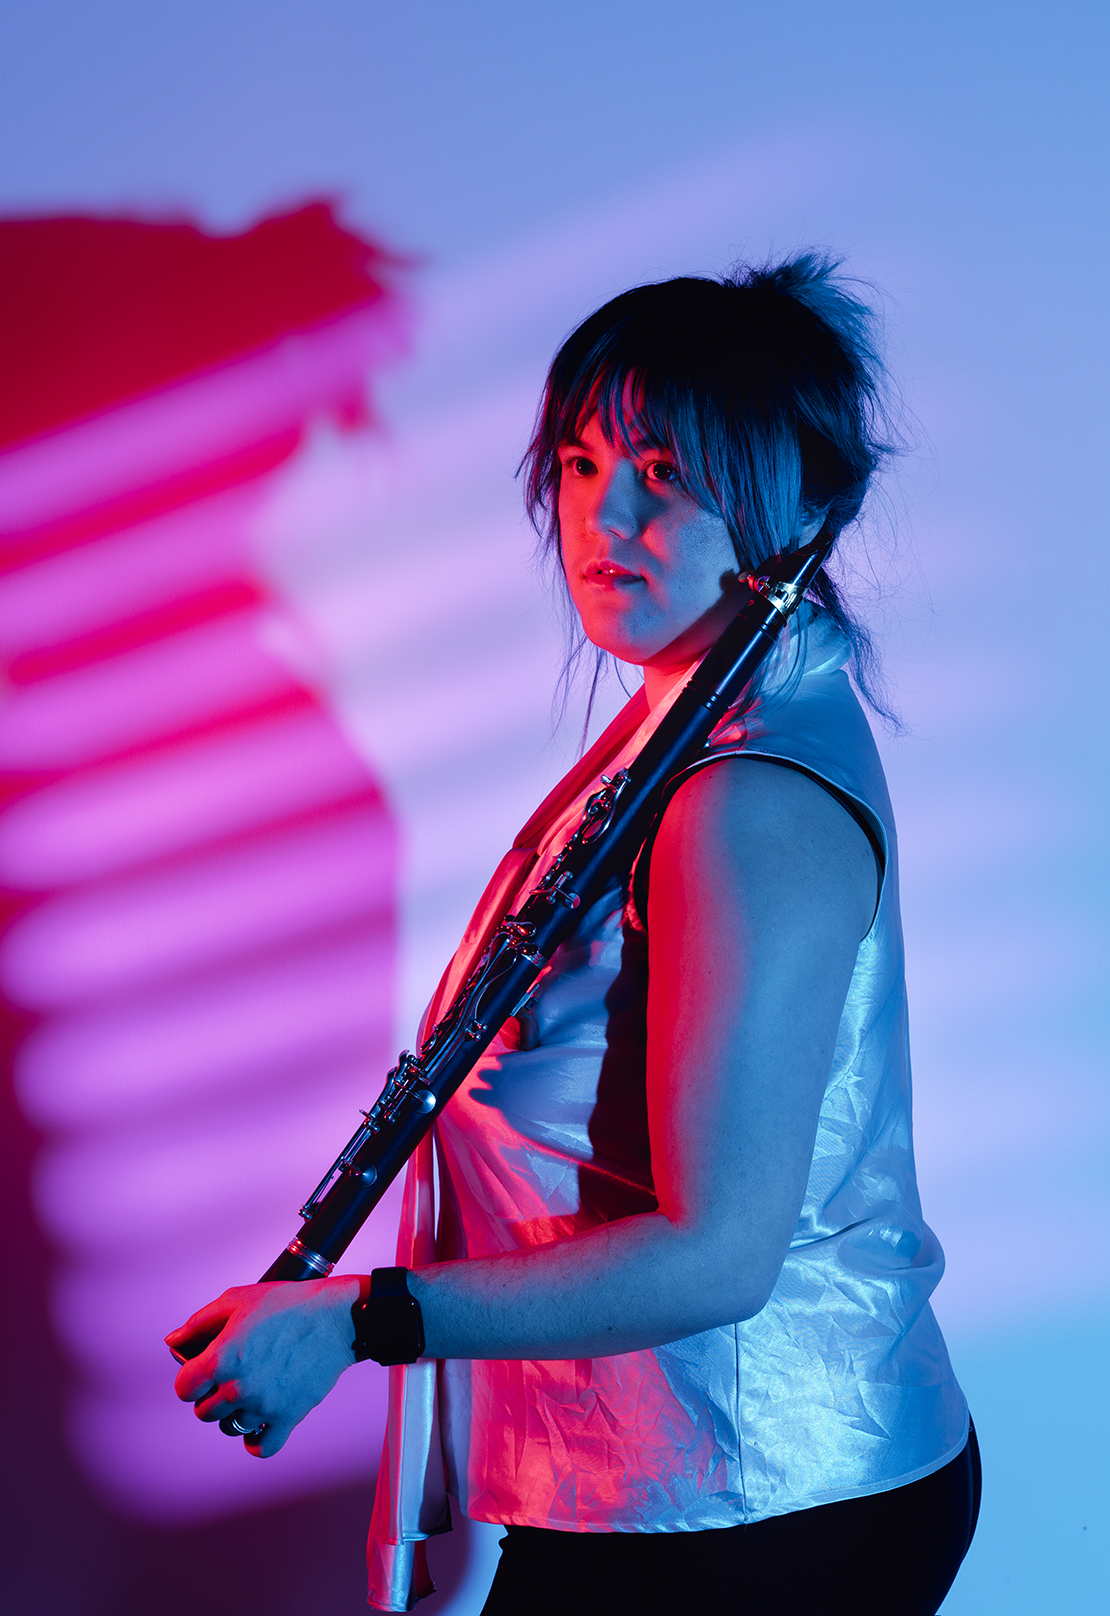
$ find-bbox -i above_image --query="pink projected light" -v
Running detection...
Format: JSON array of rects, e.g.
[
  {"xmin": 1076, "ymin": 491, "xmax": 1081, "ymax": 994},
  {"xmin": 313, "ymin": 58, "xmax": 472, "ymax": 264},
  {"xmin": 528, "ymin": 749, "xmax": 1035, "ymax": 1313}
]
[{"xmin": 0, "ymin": 208, "xmax": 410, "ymax": 1522}]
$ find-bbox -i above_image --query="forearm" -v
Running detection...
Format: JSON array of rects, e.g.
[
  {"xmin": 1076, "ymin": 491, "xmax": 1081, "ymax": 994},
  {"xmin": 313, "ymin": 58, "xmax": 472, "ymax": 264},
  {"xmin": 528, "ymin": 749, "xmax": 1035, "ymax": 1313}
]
[
  {"xmin": 407, "ymin": 1210, "xmax": 766, "ymax": 1361},
  {"xmin": 402, "ymin": 764, "xmax": 870, "ymax": 1367}
]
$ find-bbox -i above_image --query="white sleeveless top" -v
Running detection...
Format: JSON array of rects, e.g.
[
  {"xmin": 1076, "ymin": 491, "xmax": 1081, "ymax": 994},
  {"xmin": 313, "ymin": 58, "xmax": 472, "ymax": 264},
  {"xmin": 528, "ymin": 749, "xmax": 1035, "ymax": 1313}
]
[{"xmin": 367, "ymin": 618, "xmax": 968, "ymax": 1605}]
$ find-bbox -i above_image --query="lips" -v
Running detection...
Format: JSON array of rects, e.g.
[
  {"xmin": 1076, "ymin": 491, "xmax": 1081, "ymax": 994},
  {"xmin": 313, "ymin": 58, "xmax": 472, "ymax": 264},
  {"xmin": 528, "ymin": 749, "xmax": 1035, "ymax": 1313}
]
[{"xmin": 585, "ymin": 560, "xmax": 641, "ymax": 584}]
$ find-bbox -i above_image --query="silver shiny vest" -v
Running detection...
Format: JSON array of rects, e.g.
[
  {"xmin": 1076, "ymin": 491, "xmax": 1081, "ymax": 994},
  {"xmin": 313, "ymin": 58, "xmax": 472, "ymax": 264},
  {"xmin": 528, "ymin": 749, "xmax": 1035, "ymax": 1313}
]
[{"xmin": 367, "ymin": 621, "xmax": 969, "ymax": 1607}]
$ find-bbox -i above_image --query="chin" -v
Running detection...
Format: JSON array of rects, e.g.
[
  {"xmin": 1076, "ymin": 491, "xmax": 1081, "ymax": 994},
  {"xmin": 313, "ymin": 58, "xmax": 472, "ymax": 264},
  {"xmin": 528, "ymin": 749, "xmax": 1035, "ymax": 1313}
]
[
  {"xmin": 575, "ymin": 613, "xmax": 647, "ymax": 666},
  {"xmin": 581, "ymin": 629, "xmax": 645, "ymax": 666}
]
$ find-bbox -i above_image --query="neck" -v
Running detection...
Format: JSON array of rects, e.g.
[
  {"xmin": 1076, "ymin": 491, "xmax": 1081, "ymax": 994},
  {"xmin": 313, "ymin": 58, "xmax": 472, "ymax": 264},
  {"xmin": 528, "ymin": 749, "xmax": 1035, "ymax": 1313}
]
[{"xmin": 642, "ymin": 658, "xmax": 699, "ymax": 712}]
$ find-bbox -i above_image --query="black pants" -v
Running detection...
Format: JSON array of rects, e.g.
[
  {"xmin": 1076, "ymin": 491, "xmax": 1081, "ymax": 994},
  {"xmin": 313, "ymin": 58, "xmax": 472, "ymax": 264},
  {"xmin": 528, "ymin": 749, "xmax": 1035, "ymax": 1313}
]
[{"xmin": 481, "ymin": 1423, "xmax": 981, "ymax": 1615}]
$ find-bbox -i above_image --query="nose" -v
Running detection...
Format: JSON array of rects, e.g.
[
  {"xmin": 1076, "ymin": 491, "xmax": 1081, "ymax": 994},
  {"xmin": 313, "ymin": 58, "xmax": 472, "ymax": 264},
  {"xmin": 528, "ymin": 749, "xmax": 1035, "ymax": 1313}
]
[{"xmin": 589, "ymin": 457, "xmax": 654, "ymax": 541}]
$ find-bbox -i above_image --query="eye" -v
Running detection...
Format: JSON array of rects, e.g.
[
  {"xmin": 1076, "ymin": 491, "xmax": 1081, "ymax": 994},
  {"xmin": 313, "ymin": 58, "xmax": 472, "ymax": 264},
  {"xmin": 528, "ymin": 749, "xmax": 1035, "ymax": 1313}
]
[
  {"xmin": 562, "ymin": 453, "xmax": 596, "ymax": 477},
  {"xmin": 644, "ymin": 459, "xmax": 679, "ymax": 485}
]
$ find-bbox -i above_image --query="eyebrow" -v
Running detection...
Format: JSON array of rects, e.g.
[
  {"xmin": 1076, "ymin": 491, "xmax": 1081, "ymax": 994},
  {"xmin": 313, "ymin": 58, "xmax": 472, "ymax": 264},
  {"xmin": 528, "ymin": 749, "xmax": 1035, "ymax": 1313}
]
[{"xmin": 557, "ymin": 434, "xmax": 672, "ymax": 455}]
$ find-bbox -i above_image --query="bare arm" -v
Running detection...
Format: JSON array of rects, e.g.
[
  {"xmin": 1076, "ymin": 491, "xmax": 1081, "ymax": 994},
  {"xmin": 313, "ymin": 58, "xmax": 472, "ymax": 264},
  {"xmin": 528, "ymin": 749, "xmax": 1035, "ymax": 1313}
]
[
  {"xmin": 170, "ymin": 761, "xmax": 876, "ymax": 1449},
  {"xmin": 408, "ymin": 758, "xmax": 876, "ymax": 1354}
]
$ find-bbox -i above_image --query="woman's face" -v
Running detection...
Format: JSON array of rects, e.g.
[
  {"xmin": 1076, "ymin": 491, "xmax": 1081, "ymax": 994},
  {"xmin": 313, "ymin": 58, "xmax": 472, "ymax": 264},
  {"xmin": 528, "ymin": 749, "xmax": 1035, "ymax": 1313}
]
[{"xmin": 557, "ymin": 413, "xmax": 741, "ymax": 681}]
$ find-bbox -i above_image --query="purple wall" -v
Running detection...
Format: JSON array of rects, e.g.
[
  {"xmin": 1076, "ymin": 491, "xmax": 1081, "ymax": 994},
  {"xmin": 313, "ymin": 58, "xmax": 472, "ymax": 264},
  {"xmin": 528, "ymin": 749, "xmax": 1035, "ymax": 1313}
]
[{"xmin": 0, "ymin": 5, "xmax": 1105, "ymax": 1611}]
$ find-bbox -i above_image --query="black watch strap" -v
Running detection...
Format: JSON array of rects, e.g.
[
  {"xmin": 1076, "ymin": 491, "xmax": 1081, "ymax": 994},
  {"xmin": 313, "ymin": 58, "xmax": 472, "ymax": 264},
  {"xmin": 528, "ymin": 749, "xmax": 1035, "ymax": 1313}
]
[{"xmin": 351, "ymin": 1266, "xmax": 426, "ymax": 1366}]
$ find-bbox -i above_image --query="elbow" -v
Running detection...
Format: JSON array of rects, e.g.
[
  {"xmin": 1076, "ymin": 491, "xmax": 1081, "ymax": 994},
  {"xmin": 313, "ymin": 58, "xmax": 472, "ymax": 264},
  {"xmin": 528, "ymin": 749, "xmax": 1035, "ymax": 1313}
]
[
  {"xmin": 735, "ymin": 1251, "xmax": 787, "ymax": 1321},
  {"xmin": 671, "ymin": 1266, "xmax": 778, "ymax": 1333},
  {"xmin": 680, "ymin": 1236, "xmax": 784, "ymax": 1329},
  {"xmin": 716, "ymin": 1278, "xmax": 775, "ymax": 1326},
  {"xmin": 654, "ymin": 1209, "xmax": 789, "ymax": 1331},
  {"xmin": 733, "ymin": 1282, "xmax": 774, "ymax": 1323}
]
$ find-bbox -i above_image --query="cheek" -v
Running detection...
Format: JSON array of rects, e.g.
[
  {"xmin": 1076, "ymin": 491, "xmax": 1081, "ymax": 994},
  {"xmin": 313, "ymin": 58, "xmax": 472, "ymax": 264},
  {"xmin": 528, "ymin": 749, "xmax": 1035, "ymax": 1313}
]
[
  {"xmin": 669, "ymin": 524, "xmax": 734, "ymax": 605},
  {"xmin": 557, "ymin": 496, "xmax": 584, "ymax": 569},
  {"xmin": 698, "ymin": 517, "xmax": 736, "ymax": 583}
]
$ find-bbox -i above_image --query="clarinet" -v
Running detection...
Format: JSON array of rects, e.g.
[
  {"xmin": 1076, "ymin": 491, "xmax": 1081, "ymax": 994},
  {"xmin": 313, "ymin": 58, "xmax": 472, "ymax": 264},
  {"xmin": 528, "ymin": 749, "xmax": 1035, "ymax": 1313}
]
[{"xmin": 261, "ymin": 535, "xmax": 832, "ymax": 1284}]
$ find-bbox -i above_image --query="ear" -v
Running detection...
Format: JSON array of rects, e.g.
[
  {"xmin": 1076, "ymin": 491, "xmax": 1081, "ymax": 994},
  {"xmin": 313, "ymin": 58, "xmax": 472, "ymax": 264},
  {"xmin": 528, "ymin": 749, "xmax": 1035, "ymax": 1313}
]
[{"xmin": 797, "ymin": 508, "xmax": 829, "ymax": 545}]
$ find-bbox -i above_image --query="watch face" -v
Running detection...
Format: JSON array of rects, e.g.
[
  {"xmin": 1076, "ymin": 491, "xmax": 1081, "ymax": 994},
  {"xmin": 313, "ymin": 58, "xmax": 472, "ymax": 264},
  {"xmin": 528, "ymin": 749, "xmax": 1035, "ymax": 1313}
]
[{"xmin": 361, "ymin": 1292, "xmax": 425, "ymax": 1365}]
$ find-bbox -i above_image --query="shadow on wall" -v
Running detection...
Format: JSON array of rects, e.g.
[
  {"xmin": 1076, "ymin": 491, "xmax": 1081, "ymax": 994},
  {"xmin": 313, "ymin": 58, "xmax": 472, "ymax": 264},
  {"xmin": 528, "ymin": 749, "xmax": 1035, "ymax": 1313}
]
[{"xmin": 0, "ymin": 205, "xmax": 414, "ymax": 1611}]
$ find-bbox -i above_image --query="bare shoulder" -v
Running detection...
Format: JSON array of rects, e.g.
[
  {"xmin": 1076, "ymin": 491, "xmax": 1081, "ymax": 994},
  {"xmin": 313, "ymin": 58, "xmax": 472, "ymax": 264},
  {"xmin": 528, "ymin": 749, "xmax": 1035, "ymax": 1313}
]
[{"xmin": 652, "ymin": 756, "xmax": 878, "ymax": 941}]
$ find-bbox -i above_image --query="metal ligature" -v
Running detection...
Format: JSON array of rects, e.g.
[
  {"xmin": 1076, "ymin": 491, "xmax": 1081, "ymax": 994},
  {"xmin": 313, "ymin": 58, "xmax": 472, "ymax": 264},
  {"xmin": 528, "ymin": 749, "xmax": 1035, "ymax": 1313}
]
[{"xmin": 260, "ymin": 534, "xmax": 832, "ymax": 1284}]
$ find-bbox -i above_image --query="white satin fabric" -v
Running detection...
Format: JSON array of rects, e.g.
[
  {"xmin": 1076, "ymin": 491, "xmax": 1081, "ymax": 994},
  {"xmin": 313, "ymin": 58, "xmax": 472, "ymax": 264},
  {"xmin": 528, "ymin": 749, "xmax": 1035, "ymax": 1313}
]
[{"xmin": 367, "ymin": 619, "xmax": 968, "ymax": 1609}]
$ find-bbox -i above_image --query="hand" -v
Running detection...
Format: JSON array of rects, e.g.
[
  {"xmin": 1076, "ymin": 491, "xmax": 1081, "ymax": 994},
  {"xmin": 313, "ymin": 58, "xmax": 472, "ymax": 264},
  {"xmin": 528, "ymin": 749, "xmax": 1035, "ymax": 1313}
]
[{"xmin": 166, "ymin": 1277, "xmax": 360, "ymax": 1457}]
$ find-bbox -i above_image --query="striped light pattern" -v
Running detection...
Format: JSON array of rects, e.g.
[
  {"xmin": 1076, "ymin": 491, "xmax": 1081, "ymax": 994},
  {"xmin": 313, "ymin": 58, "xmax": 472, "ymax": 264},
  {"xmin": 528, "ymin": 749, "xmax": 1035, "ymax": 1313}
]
[{"xmin": 0, "ymin": 215, "xmax": 415, "ymax": 1522}]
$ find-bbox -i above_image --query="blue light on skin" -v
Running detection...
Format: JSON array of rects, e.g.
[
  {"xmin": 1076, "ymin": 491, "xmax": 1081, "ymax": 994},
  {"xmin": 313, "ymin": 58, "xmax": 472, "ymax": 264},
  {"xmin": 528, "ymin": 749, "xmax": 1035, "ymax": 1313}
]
[{"xmin": 558, "ymin": 412, "xmax": 823, "ymax": 710}]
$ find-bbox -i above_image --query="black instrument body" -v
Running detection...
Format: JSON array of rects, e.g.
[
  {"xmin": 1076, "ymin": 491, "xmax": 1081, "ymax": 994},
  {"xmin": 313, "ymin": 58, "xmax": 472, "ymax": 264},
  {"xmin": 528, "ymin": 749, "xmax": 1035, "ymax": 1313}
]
[{"xmin": 261, "ymin": 539, "xmax": 831, "ymax": 1284}]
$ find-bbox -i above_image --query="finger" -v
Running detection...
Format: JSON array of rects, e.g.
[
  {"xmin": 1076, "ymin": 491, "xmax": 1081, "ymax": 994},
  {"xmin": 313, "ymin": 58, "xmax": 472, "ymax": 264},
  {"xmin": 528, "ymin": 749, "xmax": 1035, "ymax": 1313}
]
[
  {"xmin": 166, "ymin": 1317, "xmax": 228, "ymax": 1364},
  {"xmin": 249, "ymin": 1419, "xmax": 293, "ymax": 1458},
  {"xmin": 184, "ymin": 1379, "xmax": 219, "ymax": 1408},
  {"xmin": 172, "ymin": 1321, "xmax": 242, "ymax": 1401},
  {"xmin": 192, "ymin": 1384, "xmax": 247, "ymax": 1424},
  {"xmin": 174, "ymin": 1352, "xmax": 225, "ymax": 1403},
  {"xmin": 166, "ymin": 1296, "xmax": 235, "ymax": 1355},
  {"xmin": 197, "ymin": 1396, "xmax": 261, "ymax": 1429}
]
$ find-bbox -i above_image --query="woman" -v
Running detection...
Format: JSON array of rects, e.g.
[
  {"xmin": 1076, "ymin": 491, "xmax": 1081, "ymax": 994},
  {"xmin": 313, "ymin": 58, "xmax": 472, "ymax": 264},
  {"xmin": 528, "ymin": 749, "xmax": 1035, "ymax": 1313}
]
[{"xmin": 169, "ymin": 257, "xmax": 979, "ymax": 1615}]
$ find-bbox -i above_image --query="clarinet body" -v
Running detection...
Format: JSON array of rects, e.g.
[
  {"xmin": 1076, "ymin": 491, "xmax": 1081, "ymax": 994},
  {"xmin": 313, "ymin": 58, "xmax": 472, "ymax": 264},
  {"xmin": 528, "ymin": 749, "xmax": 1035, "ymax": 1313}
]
[{"xmin": 261, "ymin": 536, "xmax": 831, "ymax": 1284}]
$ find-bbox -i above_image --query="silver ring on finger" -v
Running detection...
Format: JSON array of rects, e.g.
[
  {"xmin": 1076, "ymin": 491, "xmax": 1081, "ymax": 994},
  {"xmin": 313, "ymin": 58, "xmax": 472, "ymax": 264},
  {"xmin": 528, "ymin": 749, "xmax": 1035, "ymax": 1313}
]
[{"xmin": 220, "ymin": 1412, "xmax": 267, "ymax": 1439}]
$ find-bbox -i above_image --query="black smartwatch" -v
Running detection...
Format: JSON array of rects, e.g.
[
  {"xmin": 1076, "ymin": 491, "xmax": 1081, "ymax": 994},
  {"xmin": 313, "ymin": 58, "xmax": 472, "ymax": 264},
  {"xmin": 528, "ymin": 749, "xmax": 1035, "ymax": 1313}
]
[{"xmin": 351, "ymin": 1267, "xmax": 426, "ymax": 1366}]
